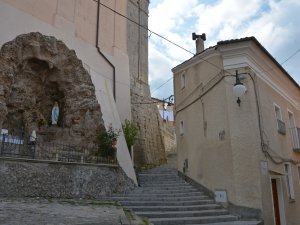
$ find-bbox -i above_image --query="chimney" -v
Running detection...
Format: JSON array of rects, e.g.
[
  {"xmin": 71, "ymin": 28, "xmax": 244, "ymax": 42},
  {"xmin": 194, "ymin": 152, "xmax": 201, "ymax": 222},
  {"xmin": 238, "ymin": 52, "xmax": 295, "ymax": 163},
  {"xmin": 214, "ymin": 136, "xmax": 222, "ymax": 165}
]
[{"xmin": 192, "ymin": 33, "xmax": 206, "ymax": 54}]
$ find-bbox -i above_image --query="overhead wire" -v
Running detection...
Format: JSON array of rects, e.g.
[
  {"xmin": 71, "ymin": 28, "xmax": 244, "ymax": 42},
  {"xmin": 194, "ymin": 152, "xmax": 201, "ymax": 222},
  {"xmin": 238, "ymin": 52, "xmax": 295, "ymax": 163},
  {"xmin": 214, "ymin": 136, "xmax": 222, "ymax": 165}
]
[
  {"xmin": 280, "ymin": 47, "xmax": 300, "ymax": 65},
  {"xmin": 151, "ymin": 77, "xmax": 173, "ymax": 94},
  {"xmin": 92, "ymin": 0, "xmax": 194, "ymax": 55}
]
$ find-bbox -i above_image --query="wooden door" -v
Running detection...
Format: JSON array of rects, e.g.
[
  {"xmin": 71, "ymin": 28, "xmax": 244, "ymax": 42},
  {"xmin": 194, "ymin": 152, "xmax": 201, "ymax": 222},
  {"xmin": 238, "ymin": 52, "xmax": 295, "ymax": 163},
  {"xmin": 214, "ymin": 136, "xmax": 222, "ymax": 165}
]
[{"xmin": 271, "ymin": 179, "xmax": 281, "ymax": 225}]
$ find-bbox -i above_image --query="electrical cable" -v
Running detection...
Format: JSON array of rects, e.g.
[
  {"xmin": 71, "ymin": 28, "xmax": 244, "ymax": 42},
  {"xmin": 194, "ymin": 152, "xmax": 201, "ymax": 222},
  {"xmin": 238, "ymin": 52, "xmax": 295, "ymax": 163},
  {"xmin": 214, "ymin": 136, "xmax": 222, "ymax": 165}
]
[
  {"xmin": 92, "ymin": 0, "xmax": 194, "ymax": 55},
  {"xmin": 151, "ymin": 77, "xmax": 173, "ymax": 94},
  {"xmin": 281, "ymin": 48, "xmax": 300, "ymax": 65}
]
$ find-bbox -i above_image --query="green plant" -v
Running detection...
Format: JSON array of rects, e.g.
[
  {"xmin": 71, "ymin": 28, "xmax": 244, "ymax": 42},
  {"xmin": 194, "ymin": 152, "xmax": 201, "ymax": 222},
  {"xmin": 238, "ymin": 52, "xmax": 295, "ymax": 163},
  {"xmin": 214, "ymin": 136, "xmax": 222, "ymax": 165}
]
[
  {"xmin": 122, "ymin": 119, "xmax": 139, "ymax": 149},
  {"xmin": 38, "ymin": 118, "xmax": 47, "ymax": 127},
  {"xmin": 98, "ymin": 125, "xmax": 121, "ymax": 157}
]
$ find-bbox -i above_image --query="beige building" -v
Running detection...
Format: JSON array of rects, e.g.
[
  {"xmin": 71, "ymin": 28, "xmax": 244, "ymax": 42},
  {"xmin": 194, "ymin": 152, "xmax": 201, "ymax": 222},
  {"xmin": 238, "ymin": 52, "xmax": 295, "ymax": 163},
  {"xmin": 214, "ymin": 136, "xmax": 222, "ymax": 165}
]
[
  {"xmin": 152, "ymin": 97, "xmax": 176, "ymax": 155},
  {"xmin": 172, "ymin": 36, "xmax": 300, "ymax": 225},
  {"xmin": 0, "ymin": 0, "xmax": 136, "ymax": 182}
]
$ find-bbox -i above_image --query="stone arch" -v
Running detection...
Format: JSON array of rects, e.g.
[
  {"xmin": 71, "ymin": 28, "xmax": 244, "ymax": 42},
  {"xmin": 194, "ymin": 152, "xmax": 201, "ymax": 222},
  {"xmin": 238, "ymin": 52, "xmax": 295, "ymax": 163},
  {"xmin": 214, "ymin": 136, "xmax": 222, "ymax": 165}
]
[{"xmin": 0, "ymin": 32, "xmax": 105, "ymax": 145}]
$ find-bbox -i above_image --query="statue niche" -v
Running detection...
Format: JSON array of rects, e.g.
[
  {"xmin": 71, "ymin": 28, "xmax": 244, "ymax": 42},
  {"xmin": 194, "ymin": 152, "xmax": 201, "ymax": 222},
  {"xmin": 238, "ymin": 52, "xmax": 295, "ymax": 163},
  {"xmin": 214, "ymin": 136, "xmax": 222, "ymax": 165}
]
[{"xmin": 0, "ymin": 32, "xmax": 105, "ymax": 146}]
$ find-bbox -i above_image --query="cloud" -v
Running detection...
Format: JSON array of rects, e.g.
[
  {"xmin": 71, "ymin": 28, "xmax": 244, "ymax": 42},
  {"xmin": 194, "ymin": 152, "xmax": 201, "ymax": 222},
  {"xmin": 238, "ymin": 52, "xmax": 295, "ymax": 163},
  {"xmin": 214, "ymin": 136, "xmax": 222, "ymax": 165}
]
[
  {"xmin": 149, "ymin": 0, "xmax": 199, "ymax": 35},
  {"xmin": 149, "ymin": 0, "xmax": 300, "ymax": 98}
]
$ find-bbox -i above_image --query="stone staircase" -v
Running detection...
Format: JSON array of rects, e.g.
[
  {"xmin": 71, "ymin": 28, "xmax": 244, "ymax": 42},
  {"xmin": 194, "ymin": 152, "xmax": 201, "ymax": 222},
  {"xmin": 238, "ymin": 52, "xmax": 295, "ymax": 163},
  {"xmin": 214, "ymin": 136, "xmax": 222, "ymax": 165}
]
[{"xmin": 113, "ymin": 166, "xmax": 261, "ymax": 225}]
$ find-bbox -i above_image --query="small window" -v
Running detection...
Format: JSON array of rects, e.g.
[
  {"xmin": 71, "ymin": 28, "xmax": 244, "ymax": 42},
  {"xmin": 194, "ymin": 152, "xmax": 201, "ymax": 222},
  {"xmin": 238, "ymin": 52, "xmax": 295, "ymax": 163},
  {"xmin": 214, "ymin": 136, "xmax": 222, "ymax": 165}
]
[
  {"xmin": 274, "ymin": 104, "xmax": 286, "ymax": 135},
  {"xmin": 274, "ymin": 105, "xmax": 282, "ymax": 120},
  {"xmin": 284, "ymin": 163, "xmax": 295, "ymax": 200},
  {"xmin": 181, "ymin": 73, "xmax": 186, "ymax": 89},
  {"xmin": 180, "ymin": 120, "xmax": 184, "ymax": 135}
]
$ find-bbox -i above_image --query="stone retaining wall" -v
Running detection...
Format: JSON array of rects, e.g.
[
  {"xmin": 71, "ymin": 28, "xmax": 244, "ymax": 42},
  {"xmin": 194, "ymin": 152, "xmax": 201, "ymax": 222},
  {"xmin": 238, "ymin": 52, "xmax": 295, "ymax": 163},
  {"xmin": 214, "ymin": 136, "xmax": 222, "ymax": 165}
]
[{"xmin": 0, "ymin": 158, "xmax": 135, "ymax": 199}]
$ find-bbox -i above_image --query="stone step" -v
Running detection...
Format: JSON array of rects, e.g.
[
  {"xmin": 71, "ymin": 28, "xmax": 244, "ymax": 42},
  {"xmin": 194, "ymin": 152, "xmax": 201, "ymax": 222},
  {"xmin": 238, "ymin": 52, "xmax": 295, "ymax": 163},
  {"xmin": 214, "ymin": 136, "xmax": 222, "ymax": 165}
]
[
  {"xmin": 137, "ymin": 185, "xmax": 198, "ymax": 190},
  {"xmin": 139, "ymin": 178, "xmax": 186, "ymax": 184},
  {"xmin": 113, "ymin": 191, "xmax": 205, "ymax": 198},
  {"xmin": 184, "ymin": 221, "xmax": 262, "ymax": 225},
  {"xmin": 138, "ymin": 179, "xmax": 183, "ymax": 183},
  {"xmin": 120, "ymin": 199, "xmax": 215, "ymax": 206},
  {"xmin": 139, "ymin": 183, "xmax": 192, "ymax": 187},
  {"xmin": 130, "ymin": 189, "xmax": 201, "ymax": 195},
  {"xmin": 139, "ymin": 172, "xmax": 177, "ymax": 176},
  {"xmin": 124, "ymin": 204, "xmax": 222, "ymax": 212},
  {"xmin": 113, "ymin": 195, "xmax": 209, "ymax": 202},
  {"xmin": 149, "ymin": 214, "xmax": 238, "ymax": 225},
  {"xmin": 139, "ymin": 174, "xmax": 178, "ymax": 178},
  {"xmin": 139, "ymin": 176, "xmax": 183, "ymax": 182},
  {"xmin": 136, "ymin": 209, "xmax": 229, "ymax": 218}
]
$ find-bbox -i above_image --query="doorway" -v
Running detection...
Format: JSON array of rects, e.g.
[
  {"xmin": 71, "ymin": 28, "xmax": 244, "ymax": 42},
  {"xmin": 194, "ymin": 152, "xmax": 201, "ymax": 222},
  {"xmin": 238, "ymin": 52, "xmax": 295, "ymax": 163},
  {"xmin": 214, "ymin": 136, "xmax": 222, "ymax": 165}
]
[{"xmin": 271, "ymin": 178, "xmax": 286, "ymax": 225}]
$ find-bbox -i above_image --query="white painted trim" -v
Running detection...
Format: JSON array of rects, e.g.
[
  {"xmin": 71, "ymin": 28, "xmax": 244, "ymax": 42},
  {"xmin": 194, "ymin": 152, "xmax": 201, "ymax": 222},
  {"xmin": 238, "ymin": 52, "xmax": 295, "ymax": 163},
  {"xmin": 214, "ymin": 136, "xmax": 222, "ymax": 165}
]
[
  {"xmin": 222, "ymin": 48, "xmax": 300, "ymax": 110},
  {"xmin": 181, "ymin": 72, "xmax": 186, "ymax": 89},
  {"xmin": 180, "ymin": 120, "xmax": 184, "ymax": 136},
  {"xmin": 284, "ymin": 163, "xmax": 295, "ymax": 200},
  {"xmin": 273, "ymin": 103, "xmax": 283, "ymax": 121},
  {"xmin": 273, "ymin": 103, "xmax": 284, "ymax": 133},
  {"xmin": 287, "ymin": 110, "xmax": 300, "ymax": 150},
  {"xmin": 287, "ymin": 110, "xmax": 296, "ymax": 128},
  {"xmin": 270, "ymin": 176, "xmax": 287, "ymax": 225},
  {"xmin": 297, "ymin": 164, "xmax": 300, "ymax": 185}
]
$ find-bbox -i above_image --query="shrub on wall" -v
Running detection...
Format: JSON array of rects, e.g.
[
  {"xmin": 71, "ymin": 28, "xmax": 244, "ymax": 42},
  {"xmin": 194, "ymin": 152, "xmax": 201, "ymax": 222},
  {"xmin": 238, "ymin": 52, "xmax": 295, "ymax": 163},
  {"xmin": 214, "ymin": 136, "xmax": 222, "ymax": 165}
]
[
  {"xmin": 98, "ymin": 125, "xmax": 120, "ymax": 158},
  {"xmin": 122, "ymin": 119, "xmax": 139, "ymax": 149}
]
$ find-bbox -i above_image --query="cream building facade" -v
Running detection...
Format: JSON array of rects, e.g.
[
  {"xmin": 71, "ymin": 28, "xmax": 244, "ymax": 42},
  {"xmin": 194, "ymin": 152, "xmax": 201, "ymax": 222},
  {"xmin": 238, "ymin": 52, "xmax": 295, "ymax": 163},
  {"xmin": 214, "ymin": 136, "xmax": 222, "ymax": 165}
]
[
  {"xmin": 172, "ymin": 37, "xmax": 300, "ymax": 225},
  {"xmin": 0, "ymin": 0, "xmax": 136, "ymax": 183}
]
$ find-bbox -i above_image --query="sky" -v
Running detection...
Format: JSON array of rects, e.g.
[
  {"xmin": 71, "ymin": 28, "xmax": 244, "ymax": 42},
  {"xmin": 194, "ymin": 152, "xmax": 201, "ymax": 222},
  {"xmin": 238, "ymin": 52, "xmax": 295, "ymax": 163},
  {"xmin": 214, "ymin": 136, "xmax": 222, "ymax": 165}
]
[{"xmin": 148, "ymin": 0, "xmax": 300, "ymax": 100}]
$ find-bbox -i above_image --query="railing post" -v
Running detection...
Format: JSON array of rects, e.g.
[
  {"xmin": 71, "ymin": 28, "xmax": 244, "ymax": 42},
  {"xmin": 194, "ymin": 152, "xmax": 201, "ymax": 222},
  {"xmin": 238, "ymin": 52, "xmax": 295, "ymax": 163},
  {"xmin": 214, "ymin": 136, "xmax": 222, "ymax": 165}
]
[
  {"xmin": 68, "ymin": 144, "xmax": 70, "ymax": 162},
  {"xmin": 0, "ymin": 133, "xmax": 4, "ymax": 156},
  {"xmin": 32, "ymin": 142, "xmax": 36, "ymax": 159}
]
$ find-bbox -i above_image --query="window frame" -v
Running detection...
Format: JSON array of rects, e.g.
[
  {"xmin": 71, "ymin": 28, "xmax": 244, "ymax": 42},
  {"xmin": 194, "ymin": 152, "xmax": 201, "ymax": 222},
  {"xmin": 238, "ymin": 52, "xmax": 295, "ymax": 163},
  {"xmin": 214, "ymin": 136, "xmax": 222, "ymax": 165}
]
[
  {"xmin": 297, "ymin": 164, "xmax": 300, "ymax": 184},
  {"xmin": 180, "ymin": 73, "xmax": 186, "ymax": 89},
  {"xmin": 274, "ymin": 103, "xmax": 286, "ymax": 135},
  {"xmin": 284, "ymin": 163, "xmax": 295, "ymax": 201},
  {"xmin": 179, "ymin": 120, "xmax": 184, "ymax": 136},
  {"xmin": 274, "ymin": 103, "xmax": 283, "ymax": 121}
]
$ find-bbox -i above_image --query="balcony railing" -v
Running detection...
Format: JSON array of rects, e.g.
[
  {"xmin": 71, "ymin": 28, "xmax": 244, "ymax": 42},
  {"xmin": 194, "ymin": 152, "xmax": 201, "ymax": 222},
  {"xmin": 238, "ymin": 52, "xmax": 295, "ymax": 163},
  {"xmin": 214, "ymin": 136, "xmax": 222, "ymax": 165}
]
[
  {"xmin": 277, "ymin": 119, "xmax": 286, "ymax": 135},
  {"xmin": 290, "ymin": 127, "xmax": 300, "ymax": 151}
]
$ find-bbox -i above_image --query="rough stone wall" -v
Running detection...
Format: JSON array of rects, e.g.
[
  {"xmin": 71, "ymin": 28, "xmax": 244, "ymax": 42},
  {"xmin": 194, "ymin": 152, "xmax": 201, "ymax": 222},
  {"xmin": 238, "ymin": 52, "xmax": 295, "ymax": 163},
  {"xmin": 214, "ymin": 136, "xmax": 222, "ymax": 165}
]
[
  {"xmin": 0, "ymin": 158, "xmax": 135, "ymax": 199},
  {"xmin": 162, "ymin": 126, "xmax": 177, "ymax": 154},
  {"xmin": 0, "ymin": 32, "xmax": 105, "ymax": 145},
  {"xmin": 127, "ymin": 0, "xmax": 166, "ymax": 166},
  {"xmin": 131, "ymin": 94, "xmax": 166, "ymax": 165}
]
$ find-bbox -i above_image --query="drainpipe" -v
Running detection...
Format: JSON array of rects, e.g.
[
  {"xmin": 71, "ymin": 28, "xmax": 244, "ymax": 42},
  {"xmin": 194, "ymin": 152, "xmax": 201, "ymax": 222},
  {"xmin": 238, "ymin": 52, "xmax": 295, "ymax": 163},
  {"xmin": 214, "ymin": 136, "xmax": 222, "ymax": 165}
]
[{"xmin": 96, "ymin": 0, "xmax": 116, "ymax": 100}]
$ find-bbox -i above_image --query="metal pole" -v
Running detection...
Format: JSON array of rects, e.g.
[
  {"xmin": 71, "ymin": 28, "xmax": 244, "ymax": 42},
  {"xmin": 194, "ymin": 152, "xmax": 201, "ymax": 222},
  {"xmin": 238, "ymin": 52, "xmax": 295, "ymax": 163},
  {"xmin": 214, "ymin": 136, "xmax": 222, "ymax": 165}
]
[{"xmin": 0, "ymin": 133, "xmax": 4, "ymax": 156}]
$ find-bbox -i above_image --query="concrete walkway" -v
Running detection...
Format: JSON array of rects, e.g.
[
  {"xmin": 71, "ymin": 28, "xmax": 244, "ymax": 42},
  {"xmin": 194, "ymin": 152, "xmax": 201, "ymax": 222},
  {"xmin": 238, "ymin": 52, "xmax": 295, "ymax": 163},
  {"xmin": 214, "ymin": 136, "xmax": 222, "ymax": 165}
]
[{"xmin": 0, "ymin": 198, "xmax": 131, "ymax": 225}]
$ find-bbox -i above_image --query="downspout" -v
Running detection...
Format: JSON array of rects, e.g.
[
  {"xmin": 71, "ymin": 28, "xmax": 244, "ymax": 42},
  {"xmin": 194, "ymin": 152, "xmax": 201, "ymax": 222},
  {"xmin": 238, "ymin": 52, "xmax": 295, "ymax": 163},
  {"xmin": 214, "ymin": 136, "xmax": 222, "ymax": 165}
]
[{"xmin": 96, "ymin": 0, "xmax": 116, "ymax": 100}]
